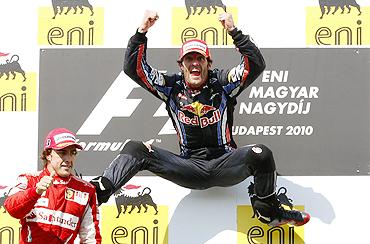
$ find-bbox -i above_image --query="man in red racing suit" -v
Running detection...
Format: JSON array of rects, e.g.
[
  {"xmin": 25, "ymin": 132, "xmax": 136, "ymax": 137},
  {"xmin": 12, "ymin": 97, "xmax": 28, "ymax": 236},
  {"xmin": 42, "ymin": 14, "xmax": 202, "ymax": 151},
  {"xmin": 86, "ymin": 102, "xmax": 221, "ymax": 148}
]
[{"xmin": 5, "ymin": 128, "xmax": 101, "ymax": 243}]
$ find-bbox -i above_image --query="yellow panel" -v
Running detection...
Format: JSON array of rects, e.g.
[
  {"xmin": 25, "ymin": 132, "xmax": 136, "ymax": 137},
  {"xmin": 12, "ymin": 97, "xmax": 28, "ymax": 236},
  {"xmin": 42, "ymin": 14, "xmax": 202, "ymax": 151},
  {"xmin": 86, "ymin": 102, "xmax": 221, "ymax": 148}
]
[
  {"xmin": 38, "ymin": 7, "xmax": 104, "ymax": 45},
  {"xmin": 306, "ymin": 6, "xmax": 369, "ymax": 45},
  {"xmin": 101, "ymin": 204, "xmax": 168, "ymax": 244},
  {"xmin": 237, "ymin": 205, "xmax": 306, "ymax": 244},
  {"xmin": 172, "ymin": 7, "xmax": 238, "ymax": 46},
  {"xmin": 0, "ymin": 72, "xmax": 37, "ymax": 112}
]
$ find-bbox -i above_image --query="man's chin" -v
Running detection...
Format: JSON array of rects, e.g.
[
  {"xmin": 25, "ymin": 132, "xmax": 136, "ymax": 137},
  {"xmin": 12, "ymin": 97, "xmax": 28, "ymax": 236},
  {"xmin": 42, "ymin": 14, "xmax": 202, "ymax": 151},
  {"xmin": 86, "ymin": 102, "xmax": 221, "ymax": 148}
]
[
  {"xmin": 189, "ymin": 75, "xmax": 201, "ymax": 81},
  {"xmin": 59, "ymin": 170, "xmax": 72, "ymax": 178},
  {"xmin": 188, "ymin": 79, "xmax": 204, "ymax": 89}
]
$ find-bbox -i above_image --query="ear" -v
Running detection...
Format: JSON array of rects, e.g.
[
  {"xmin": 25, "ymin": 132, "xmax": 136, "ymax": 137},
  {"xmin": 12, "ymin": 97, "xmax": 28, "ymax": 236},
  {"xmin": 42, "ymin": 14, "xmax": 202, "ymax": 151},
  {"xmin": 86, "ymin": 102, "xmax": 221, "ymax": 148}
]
[{"xmin": 46, "ymin": 154, "xmax": 52, "ymax": 161}]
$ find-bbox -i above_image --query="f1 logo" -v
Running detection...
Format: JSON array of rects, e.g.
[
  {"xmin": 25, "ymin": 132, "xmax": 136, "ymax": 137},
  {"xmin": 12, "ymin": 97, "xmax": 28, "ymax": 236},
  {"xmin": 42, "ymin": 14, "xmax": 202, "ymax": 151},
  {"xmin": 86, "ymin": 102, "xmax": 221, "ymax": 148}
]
[
  {"xmin": 77, "ymin": 72, "xmax": 141, "ymax": 135},
  {"xmin": 77, "ymin": 71, "xmax": 176, "ymax": 135}
]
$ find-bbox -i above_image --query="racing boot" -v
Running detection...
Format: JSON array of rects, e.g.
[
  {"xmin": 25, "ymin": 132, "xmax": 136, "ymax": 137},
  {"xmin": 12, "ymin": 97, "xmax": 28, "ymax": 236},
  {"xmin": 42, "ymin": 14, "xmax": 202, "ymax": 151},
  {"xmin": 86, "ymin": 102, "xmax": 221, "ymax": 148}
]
[
  {"xmin": 90, "ymin": 176, "xmax": 115, "ymax": 206},
  {"xmin": 249, "ymin": 183, "xmax": 310, "ymax": 227}
]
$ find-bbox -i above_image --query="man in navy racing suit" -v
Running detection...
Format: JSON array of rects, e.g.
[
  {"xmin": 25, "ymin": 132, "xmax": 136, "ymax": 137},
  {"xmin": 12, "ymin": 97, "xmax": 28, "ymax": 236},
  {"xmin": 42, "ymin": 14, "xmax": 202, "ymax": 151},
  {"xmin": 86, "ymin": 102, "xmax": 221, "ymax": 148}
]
[{"xmin": 91, "ymin": 10, "xmax": 310, "ymax": 227}]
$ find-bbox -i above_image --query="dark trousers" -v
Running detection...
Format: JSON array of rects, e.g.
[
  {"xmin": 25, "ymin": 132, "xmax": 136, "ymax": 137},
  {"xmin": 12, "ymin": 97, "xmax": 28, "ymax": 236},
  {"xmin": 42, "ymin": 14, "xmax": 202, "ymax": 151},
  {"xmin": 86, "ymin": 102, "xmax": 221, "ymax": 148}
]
[{"xmin": 103, "ymin": 140, "xmax": 277, "ymax": 198}]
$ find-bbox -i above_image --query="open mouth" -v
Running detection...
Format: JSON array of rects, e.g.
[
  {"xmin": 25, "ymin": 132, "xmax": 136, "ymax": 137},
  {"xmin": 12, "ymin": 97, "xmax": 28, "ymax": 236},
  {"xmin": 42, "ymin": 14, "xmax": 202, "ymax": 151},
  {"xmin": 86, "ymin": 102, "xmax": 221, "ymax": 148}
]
[{"xmin": 190, "ymin": 69, "xmax": 201, "ymax": 76}]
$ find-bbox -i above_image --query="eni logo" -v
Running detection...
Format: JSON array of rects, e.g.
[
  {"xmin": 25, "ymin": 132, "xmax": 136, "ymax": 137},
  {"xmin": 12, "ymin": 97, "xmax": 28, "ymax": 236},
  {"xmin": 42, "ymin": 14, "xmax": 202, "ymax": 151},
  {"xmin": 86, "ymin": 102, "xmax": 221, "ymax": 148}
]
[
  {"xmin": 306, "ymin": 1, "xmax": 369, "ymax": 45},
  {"xmin": 51, "ymin": 0, "xmax": 94, "ymax": 19},
  {"xmin": 38, "ymin": 0, "xmax": 104, "ymax": 45},
  {"xmin": 184, "ymin": 0, "xmax": 226, "ymax": 19},
  {"xmin": 237, "ymin": 205, "xmax": 306, "ymax": 244},
  {"xmin": 0, "ymin": 53, "xmax": 36, "ymax": 112},
  {"xmin": 0, "ymin": 54, "xmax": 26, "ymax": 82},
  {"xmin": 172, "ymin": 1, "xmax": 237, "ymax": 46},
  {"xmin": 100, "ymin": 185, "xmax": 169, "ymax": 244},
  {"xmin": 114, "ymin": 186, "xmax": 159, "ymax": 218},
  {"xmin": 318, "ymin": 0, "xmax": 361, "ymax": 19}
]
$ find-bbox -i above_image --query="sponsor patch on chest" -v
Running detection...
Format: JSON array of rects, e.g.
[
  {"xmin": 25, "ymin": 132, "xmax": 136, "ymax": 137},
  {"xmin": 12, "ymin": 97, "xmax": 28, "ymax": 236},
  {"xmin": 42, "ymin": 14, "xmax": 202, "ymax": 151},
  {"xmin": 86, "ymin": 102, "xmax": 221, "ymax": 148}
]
[
  {"xmin": 26, "ymin": 208, "xmax": 79, "ymax": 230},
  {"xmin": 178, "ymin": 109, "xmax": 221, "ymax": 128},
  {"xmin": 65, "ymin": 188, "xmax": 89, "ymax": 205}
]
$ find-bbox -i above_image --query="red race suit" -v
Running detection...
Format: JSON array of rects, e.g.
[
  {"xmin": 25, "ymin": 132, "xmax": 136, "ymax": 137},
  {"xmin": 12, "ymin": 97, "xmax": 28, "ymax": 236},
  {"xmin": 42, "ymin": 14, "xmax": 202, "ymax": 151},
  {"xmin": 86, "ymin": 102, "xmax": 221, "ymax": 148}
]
[{"xmin": 4, "ymin": 167, "xmax": 101, "ymax": 243}]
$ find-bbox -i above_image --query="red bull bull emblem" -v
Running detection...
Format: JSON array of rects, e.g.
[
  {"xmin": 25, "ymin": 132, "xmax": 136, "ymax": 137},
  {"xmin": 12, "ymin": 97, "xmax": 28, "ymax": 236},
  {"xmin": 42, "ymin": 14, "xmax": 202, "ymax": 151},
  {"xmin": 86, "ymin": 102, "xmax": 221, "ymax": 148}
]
[
  {"xmin": 179, "ymin": 102, "xmax": 221, "ymax": 128},
  {"xmin": 181, "ymin": 101, "xmax": 216, "ymax": 117}
]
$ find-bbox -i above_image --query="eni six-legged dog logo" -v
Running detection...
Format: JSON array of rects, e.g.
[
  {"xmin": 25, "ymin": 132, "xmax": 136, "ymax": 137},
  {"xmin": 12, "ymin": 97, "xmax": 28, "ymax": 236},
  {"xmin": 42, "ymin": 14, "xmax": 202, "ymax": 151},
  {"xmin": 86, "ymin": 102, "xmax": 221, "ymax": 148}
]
[
  {"xmin": 114, "ymin": 185, "xmax": 159, "ymax": 218},
  {"xmin": 51, "ymin": 0, "xmax": 94, "ymax": 19},
  {"xmin": 0, "ymin": 53, "xmax": 26, "ymax": 82},
  {"xmin": 318, "ymin": 0, "xmax": 361, "ymax": 19},
  {"xmin": 185, "ymin": 0, "xmax": 227, "ymax": 19}
]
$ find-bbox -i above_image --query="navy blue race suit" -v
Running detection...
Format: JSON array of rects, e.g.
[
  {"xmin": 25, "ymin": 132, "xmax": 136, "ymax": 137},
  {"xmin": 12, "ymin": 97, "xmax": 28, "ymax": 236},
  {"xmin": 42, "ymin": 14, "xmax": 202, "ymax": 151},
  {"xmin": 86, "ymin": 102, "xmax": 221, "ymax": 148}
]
[{"xmin": 95, "ymin": 28, "xmax": 278, "ymax": 206}]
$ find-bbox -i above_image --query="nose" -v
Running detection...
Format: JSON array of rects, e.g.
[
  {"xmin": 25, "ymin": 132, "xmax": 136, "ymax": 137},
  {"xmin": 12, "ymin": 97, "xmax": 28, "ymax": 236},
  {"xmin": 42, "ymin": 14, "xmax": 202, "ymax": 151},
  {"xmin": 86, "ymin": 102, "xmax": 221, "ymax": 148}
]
[
  {"xmin": 64, "ymin": 154, "xmax": 72, "ymax": 162},
  {"xmin": 64, "ymin": 151, "xmax": 75, "ymax": 162}
]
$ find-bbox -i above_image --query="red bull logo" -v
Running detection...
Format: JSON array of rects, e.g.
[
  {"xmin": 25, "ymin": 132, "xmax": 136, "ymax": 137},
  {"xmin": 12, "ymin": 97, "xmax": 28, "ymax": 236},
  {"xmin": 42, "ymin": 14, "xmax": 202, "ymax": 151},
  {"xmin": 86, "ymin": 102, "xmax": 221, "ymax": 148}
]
[
  {"xmin": 181, "ymin": 101, "xmax": 216, "ymax": 117},
  {"xmin": 178, "ymin": 109, "xmax": 221, "ymax": 128}
]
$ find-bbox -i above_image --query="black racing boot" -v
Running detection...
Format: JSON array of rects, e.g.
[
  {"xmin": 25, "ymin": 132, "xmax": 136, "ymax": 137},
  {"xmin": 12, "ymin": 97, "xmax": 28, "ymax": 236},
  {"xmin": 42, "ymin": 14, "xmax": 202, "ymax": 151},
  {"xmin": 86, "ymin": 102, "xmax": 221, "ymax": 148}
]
[
  {"xmin": 90, "ymin": 176, "xmax": 115, "ymax": 206},
  {"xmin": 249, "ymin": 182, "xmax": 310, "ymax": 227},
  {"xmin": 268, "ymin": 204, "xmax": 310, "ymax": 227}
]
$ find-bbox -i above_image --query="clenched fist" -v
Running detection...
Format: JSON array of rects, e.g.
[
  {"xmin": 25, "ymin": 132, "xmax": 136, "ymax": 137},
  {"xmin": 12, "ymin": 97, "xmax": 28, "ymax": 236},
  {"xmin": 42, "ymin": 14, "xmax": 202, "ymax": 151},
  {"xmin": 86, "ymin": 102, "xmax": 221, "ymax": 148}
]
[
  {"xmin": 138, "ymin": 10, "xmax": 159, "ymax": 33},
  {"xmin": 218, "ymin": 13, "xmax": 235, "ymax": 32},
  {"xmin": 36, "ymin": 171, "xmax": 56, "ymax": 195}
]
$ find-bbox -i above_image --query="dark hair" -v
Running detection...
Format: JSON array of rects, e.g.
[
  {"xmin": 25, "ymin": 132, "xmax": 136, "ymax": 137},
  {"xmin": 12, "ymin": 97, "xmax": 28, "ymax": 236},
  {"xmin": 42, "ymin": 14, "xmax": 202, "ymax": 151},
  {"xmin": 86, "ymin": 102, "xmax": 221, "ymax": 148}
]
[{"xmin": 40, "ymin": 149, "xmax": 52, "ymax": 166}]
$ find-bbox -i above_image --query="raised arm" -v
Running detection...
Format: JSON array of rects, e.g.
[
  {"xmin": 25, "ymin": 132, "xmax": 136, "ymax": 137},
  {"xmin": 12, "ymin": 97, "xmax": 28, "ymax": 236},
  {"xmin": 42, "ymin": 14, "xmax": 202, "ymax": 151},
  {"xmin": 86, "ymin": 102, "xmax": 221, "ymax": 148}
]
[
  {"xmin": 217, "ymin": 13, "xmax": 266, "ymax": 97},
  {"xmin": 123, "ymin": 10, "xmax": 172, "ymax": 101},
  {"xmin": 4, "ymin": 175, "xmax": 41, "ymax": 218}
]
